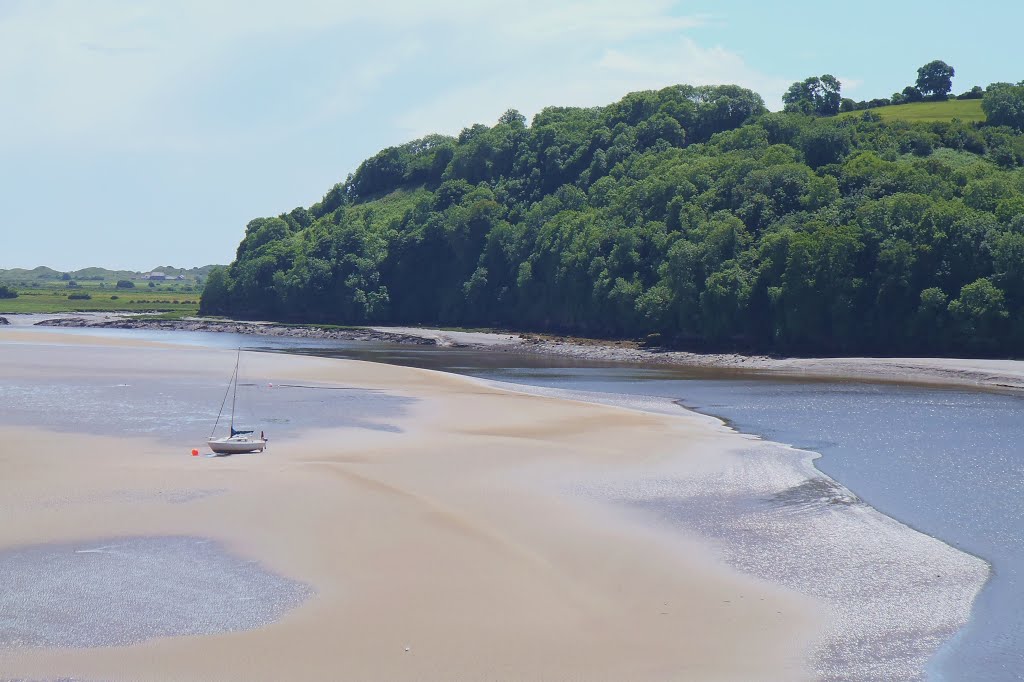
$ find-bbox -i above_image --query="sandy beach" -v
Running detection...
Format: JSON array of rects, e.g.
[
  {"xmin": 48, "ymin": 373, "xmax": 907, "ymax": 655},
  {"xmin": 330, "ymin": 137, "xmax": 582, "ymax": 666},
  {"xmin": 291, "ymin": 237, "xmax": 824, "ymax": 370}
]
[{"xmin": 0, "ymin": 330, "xmax": 820, "ymax": 681}]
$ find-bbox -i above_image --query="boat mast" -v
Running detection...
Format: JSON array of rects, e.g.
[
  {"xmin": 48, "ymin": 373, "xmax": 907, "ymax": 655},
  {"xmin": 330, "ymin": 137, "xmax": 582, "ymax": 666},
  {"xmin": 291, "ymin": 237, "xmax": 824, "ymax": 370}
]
[
  {"xmin": 210, "ymin": 353, "xmax": 238, "ymax": 439},
  {"xmin": 229, "ymin": 347, "xmax": 241, "ymax": 433}
]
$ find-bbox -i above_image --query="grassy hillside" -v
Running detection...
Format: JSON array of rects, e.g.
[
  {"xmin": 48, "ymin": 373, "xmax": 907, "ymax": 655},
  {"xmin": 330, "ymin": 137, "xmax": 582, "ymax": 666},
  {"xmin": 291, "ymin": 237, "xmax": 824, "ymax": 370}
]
[{"xmin": 839, "ymin": 99, "xmax": 985, "ymax": 123}]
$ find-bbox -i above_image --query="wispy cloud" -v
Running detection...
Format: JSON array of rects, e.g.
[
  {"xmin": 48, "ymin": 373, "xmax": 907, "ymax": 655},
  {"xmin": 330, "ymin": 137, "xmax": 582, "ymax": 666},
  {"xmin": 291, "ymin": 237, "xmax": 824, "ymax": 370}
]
[
  {"xmin": 391, "ymin": 23, "xmax": 784, "ymax": 138},
  {"xmin": 0, "ymin": 0, "xmax": 772, "ymax": 153}
]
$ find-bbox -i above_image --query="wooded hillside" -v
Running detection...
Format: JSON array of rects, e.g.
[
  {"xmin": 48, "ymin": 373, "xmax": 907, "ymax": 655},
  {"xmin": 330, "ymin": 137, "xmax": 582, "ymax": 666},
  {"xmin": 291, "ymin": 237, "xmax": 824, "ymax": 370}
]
[{"xmin": 201, "ymin": 83, "xmax": 1024, "ymax": 355}]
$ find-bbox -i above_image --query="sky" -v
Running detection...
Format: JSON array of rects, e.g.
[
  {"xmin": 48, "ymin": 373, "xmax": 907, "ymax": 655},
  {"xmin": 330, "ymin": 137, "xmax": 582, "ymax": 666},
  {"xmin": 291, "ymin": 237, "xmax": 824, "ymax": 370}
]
[{"xmin": 1, "ymin": 0, "xmax": 1022, "ymax": 271}]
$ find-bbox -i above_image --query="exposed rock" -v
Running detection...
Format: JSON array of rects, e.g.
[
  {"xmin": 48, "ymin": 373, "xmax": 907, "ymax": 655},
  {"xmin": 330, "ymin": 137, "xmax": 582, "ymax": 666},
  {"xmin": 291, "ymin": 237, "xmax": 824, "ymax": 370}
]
[{"xmin": 33, "ymin": 317, "xmax": 437, "ymax": 345}]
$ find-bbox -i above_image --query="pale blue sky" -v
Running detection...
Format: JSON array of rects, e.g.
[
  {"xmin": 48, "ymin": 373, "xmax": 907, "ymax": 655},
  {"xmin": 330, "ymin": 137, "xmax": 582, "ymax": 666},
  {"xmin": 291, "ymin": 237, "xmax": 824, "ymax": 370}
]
[{"xmin": 2, "ymin": 0, "xmax": 1022, "ymax": 270}]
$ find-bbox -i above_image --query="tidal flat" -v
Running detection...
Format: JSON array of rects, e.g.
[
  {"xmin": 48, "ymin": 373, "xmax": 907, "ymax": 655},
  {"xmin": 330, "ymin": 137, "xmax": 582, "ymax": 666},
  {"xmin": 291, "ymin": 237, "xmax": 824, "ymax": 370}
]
[
  {"xmin": 0, "ymin": 324, "xmax": 1005, "ymax": 680},
  {"xmin": 0, "ymin": 331, "xmax": 817, "ymax": 681}
]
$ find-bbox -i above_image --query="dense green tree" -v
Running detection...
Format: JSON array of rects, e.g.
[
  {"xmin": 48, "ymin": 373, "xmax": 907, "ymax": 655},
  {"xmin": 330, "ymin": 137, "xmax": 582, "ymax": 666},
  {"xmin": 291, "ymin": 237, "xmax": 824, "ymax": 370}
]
[
  {"xmin": 959, "ymin": 86, "xmax": 985, "ymax": 100},
  {"xmin": 914, "ymin": 287, "xmax": 950, "ymax": 352},
  {"xmin": 901, "ymin": 86, "xmax": 924, "ymax": 103},
  {"xmin": 982, "ymin": 82, "xmax": 1024, "ymax": 131},
  {"xmin": 798, "ymin": 122, "xmax": 851, "ymax": 168},
  {"xmin": 948, "ymin": 278, "xmax": 1008, "ymax": 351},
  {"xmin": 198, "ymin": 267, "xmax": 230, "ymax": 314},
  {"xmin": 916, "ymin": 60, "xmax": 955, "ymax": 100},
  {"xmin": 990, "ymin": 231, "xmax": 1024, "ymax": 299},
  {"xmin": 700, "ymin": 263, "xmax": 750, "ymax": 341},
  {"xmin": 783, "ymin": 75, "xmax": 842, "ymax": 116},
  {"xmin": 498, "ymin": 109, "xmax": 527, "ymax": 127}
]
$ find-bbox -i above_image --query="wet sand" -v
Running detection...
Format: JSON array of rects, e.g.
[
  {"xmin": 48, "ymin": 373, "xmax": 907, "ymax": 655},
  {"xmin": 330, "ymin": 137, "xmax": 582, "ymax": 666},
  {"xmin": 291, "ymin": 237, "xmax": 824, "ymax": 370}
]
[{"xmin": 0, "ymin": 331, "xmax": 818, "ymax": 681}]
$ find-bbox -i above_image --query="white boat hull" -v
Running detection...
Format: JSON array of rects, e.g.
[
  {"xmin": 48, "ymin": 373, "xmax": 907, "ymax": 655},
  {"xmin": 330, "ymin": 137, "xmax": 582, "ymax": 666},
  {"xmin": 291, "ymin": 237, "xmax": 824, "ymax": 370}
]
[{"xmin": 208, "ymin": 436, "xmax": 266, "ymax": 454}]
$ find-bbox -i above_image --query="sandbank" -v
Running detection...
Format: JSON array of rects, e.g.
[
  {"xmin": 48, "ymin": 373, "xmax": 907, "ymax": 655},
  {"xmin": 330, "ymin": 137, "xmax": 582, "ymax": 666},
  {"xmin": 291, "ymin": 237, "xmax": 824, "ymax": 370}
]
[{"xmin": 0, "ymin": 331, "xmax": 818, "ymax": 681}]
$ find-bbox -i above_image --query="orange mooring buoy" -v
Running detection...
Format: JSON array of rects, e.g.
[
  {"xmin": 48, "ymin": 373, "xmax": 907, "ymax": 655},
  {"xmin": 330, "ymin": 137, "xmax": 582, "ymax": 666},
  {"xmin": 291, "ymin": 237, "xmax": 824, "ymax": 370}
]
[{"xmin": 191, "ymin": 449, "xmax": 199, "ymax": 456}]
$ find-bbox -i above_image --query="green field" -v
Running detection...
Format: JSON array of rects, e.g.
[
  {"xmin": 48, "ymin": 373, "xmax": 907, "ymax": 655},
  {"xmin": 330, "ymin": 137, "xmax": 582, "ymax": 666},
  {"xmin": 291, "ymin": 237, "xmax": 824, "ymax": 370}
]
[
  {"xmin": 0, "ymin": 264, "xmax": 221, "ymax": 316},
  {"xmin": 838, "ymin": 99, "xmax": 985, "ymax": 123},
  {"xmin": 0, "ymin": 281, "xmax": 201, "ymax": 315}
]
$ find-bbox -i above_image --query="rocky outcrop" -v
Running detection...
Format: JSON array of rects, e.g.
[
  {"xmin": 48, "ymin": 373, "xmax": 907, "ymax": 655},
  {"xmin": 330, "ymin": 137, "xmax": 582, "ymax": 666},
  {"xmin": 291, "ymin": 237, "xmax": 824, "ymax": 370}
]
[{"xmin": 33, "ymin": 317, "xmax": 437, "ymax": 345}]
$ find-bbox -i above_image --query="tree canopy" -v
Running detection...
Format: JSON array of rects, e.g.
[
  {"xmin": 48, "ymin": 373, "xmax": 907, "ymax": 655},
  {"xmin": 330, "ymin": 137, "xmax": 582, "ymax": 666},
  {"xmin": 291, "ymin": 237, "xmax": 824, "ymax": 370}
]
[
  {"xmin": 203, "ymin": 82, "xmax": 1024, "ymax": 357},
  {"xmin": 916, "ymin": 60, "xmax": 956, "ymax": 100},
  {"xmin": 783, "ymin": 75, "xmax": 842, "ymax": 116},
  {"xmin": 983, "ymin": 82, "xmax": 1024, "ymax": 131}
]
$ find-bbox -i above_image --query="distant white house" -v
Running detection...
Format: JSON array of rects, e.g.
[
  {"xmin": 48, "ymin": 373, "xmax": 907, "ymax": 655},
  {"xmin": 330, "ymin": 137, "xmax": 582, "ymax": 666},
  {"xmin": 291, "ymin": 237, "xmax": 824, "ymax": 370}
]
[
  {"xmin": 145, "ymin": 272, "xmax": 167, "ymax": 281},
  {"xmin": 176, "ymin": 274, "xmax": 186, "ymax": 280}
]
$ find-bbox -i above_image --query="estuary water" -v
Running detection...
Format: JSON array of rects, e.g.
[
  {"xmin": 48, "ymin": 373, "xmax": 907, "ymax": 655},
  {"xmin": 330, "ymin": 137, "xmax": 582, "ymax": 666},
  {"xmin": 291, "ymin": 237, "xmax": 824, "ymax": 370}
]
[
  {"xmin": 6, "ymin": 322, "xmax": 1023, "ymax": 679},
  {"xmin": 459, "ymin": 367, "xmax": 1024, "ymax": 681}
]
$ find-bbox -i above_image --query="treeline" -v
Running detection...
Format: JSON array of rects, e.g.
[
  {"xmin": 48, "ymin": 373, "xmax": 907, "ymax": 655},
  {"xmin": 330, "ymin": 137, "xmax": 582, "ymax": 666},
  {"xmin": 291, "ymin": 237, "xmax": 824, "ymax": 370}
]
[
  {"xmin": 784, "ymin": 60, "xmax": 1022, "ymax": 116},
  {"xmin": 839, "ymin": 59, "xmax": 977, "ymax": 112},
  {"xmin": 202, "ymin": 82, "xmax": 1024, "ymax": 355}
]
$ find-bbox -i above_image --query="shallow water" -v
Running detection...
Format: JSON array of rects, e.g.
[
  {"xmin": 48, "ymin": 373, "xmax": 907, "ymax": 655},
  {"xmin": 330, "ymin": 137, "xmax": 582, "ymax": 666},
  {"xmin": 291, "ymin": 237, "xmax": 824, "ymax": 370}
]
[
  {"xmin": 0, "ymin": 536, "xmax": 312, "ymax": 648},
  {"xmin": 659, "ymin": 380, "xmax": 1024, "ymax": 682},
  {"xmin": 0, "ymin": 371, "xmax": 414, "ymax": 440}
]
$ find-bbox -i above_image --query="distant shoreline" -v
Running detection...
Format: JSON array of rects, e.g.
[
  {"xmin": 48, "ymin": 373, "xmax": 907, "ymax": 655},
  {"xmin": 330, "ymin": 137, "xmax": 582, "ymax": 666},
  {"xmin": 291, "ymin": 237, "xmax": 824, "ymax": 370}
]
[
  {"xmin": 32, "ymin": 315, "xmax": 439, "ymax": 346},
  {"xmin": 25, "ymin": 313, "xmax": 1024, "ymax": 393}
]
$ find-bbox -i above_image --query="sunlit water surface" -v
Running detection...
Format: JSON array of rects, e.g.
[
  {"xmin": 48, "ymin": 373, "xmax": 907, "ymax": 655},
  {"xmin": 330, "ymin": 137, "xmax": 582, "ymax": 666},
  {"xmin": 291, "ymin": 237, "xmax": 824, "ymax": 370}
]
[{"xmin": 461, "ymin": 368, "xmax": 1023, "ymax": 681}]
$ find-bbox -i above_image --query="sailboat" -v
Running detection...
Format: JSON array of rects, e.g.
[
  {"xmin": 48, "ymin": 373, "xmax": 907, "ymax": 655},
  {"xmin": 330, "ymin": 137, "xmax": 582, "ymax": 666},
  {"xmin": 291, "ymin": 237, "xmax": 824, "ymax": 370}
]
[{"xmin": 208, "ymin": 349, "xmax": 267, "ymax": 454}]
